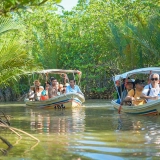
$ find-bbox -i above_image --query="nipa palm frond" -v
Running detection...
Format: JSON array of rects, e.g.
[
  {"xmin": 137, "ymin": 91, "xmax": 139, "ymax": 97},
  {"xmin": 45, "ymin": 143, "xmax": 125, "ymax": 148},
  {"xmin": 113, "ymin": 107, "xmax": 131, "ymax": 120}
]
[
  {"xmin": 0, "ymin": 36, "xmax": 42, "ymax": 87},
  {"xmin": 0, "ymin": 17, "xmax": 23, "ymax": 36}
]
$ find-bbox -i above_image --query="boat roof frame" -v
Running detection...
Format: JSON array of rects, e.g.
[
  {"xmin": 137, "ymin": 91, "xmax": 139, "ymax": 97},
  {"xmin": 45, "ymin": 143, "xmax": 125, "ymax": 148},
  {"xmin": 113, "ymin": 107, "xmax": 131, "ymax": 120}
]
[
  {"xmin": 113, "ymin": 67, "xmax": 160, "ymax": 81},
  {"xmin": 26, "ymin": 69, "xmax": 82, "ymax": 75}
]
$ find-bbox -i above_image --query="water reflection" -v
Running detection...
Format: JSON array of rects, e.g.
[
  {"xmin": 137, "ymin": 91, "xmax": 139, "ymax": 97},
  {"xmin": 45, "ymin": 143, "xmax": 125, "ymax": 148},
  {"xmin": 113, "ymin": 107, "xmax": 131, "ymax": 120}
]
[
  {"xmin": 2, "ymin": 101, "xmax": 160, "ymax": 159},
  {"xmin": 113, "ymin": 113, "xmax": 160, "ymax": 158},
  {"xmin": 29, "ymin": 107, "xmax": 85, "ymax": 135}
]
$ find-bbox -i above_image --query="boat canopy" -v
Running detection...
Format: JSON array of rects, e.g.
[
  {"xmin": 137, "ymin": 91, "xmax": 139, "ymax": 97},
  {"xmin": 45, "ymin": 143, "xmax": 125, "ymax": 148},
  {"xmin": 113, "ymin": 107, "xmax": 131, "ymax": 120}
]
[
  {"xmin": 113, "ymin": 67, "xmax": 160, "ymax": 81},
  {"xmin": 26, "ymin": 69, "xmax": 82, "ymax": 75}
]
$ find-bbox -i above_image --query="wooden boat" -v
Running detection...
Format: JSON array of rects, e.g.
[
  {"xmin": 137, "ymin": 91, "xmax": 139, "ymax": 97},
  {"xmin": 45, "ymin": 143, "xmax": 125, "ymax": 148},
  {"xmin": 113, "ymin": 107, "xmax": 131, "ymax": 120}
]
[
  {"xmin": 111, "ymin": 99, "xmax": 160, "ymax": 115},
  {"xmin": 112, "ymin": 67, "xmax": 160, "ymax": 115},
  {"xmin": 25, "ymin": 69, "xmax": 85, "ymax": 109},
  {"xmin": 25, "ymin": 92, "xmax": 85, "ymax": 109}
]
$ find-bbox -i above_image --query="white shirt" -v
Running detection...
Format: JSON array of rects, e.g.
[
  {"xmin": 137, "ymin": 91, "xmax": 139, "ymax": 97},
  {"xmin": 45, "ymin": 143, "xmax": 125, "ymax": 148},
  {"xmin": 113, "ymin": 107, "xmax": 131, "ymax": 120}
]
[
  {"xmin": 28, "ymin": 90, "xmax": 34, "ymax": 99},
  {"xmin": 142, "ymin": 84, "xmax": 160, "ymax": 102}
]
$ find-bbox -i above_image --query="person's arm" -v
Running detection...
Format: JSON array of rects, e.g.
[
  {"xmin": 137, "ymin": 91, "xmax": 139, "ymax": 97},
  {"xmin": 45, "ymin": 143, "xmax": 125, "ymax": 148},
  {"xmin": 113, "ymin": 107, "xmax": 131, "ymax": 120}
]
[
  {"xmin": 63, "ymin": 74, "xmax": 69, "ymax": 85},
  {"xmin": 28, "ymin": 89, "xmax": 35, "ymax": 97},
  {"xmin": 124, "ymin": 89, "xmax": 135, "ymax": 102},
  {"xmin": 66, "ymin": 86, "xmax": 70, "ymax": 93},
  {"xmin": 76, "ymin": 86, "xmax": 83, "ymax": 95},
  {"xmin": 140, "ymin": 93, "xmax": 158, "ymax": 100},
  {"xmin": 48, "ymin": 87, "xmax": 52, "ymax": 98},
  {"xmin": 140, "ymin": 87, "xmax": 158, "ymax": 100},
  {"xmin": 124, "ymin": 95, "xmax": 135, "ymax": 102}
]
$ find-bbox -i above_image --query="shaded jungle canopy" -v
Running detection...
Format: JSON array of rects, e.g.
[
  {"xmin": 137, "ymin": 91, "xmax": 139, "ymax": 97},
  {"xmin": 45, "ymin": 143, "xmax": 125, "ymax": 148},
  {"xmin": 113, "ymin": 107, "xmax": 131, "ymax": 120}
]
[{"xmin": 0, "ymin": 0, "xmax": 160, "ymax": 99}]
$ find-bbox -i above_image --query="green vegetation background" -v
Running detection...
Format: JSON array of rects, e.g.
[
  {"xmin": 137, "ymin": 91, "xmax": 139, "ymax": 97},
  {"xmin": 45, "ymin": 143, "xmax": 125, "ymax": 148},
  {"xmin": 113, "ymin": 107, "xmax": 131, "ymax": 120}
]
[{"xmin": 0, "ymin": 0, "xmax": 160, "ymax": 100}]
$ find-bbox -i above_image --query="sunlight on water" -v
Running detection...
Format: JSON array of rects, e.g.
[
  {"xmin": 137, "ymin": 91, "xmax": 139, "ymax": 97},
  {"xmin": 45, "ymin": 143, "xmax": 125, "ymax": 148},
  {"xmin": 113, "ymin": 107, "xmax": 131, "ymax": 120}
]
[{"xmin": 1, "ymin": 100, "xmax": 160, "ymax": 159}]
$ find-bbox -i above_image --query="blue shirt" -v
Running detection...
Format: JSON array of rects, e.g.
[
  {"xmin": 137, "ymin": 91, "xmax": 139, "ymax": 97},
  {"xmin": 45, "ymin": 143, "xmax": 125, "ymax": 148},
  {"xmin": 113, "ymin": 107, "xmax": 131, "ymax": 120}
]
[{"xmin": 66, "ymin": 85, "xmax": 83, "ymax": 94}]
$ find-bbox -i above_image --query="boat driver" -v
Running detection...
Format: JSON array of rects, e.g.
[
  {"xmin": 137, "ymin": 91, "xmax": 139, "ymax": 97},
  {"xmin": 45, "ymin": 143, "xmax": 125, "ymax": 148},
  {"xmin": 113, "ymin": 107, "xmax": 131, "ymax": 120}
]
[
  {"xmin": 140, "ymin": 73, "xmax": 160, "ymax": 102},
  {"xmin": 66, "ymin": 79, "xmax": 83, "ymax": 95},
  {"xmin": 120, "ymin": 78, "xmax": 134, "ymax": 105}
]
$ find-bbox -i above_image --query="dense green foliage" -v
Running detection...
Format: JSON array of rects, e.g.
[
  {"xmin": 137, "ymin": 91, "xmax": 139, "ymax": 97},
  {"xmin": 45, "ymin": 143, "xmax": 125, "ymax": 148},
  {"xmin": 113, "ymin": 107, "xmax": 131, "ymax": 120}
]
[
  {"xmin": 0, "ymin": 18, "xmax": 42, "ymax": 87},
  {"xmin": 0, "ymin": 0, "xmax": 61, "ymax": 15},
  {"xmin": 0, "ymin": 0, "xmax": 160, "ymax": 99}
]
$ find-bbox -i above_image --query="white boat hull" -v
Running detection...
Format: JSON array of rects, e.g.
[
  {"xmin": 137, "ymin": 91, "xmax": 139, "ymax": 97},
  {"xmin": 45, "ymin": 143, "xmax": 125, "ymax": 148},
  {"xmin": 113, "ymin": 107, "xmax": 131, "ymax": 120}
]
[
  {"xmin": 25, "ymin": 93, "xmax": 85, "ymax": 109},
  {"xmin": 111, "ymin": 99, "xmax": 160, "ymax": 115}
]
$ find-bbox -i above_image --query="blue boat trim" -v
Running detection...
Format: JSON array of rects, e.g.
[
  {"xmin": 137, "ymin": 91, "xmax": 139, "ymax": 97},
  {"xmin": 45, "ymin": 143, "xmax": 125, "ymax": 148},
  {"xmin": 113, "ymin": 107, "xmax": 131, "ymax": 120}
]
[
  {"xmin": 40, "ymin": 99, "xmax": 81, "ymax": 108},
  {"xmin": 126, "ymin": 109, "xmax": 157, "ymax": 115},
  {"xmin": 26, "ymin": 98, "xmax": 82, "ymax": 108},
  {"xmin": 41, "ymin": 98, "xmax": 71, "ymax": 106}
]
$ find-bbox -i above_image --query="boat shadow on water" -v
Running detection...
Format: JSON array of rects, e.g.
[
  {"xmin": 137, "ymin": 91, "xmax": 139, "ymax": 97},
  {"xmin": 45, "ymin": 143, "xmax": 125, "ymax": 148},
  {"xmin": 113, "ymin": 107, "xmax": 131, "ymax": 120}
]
[
  {"xmin": 113, "ymin": 111, "xmax": 160, "ymax": 157},
  {"xmin": 27, "ymin": 107, "xmax": 86, "ymax": 134}
]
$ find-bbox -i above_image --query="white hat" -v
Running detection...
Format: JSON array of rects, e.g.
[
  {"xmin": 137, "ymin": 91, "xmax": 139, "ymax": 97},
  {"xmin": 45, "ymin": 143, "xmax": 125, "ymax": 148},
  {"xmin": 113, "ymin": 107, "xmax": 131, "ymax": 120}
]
[
  {"xmin": 64, "ymin": 83, "xmax": 69, "ymax": 87},
  {"xmin": 127, "ymin": 79, "xmax": 135, "ymax": 83}
]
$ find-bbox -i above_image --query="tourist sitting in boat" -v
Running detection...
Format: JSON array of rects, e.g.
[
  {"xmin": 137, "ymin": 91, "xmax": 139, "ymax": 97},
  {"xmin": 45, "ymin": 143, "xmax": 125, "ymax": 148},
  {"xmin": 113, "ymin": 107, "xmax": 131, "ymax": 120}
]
[
  {"xmin": 28, "ymin": 86, "xmax": 35, "ymax": 101},
  {"xmin": 66, "ymin": 79, "xmax": 83, "ymax": 95},
  {"xmin": 62, "ymin": 83, "xmax": 69, "ymax": 94},
  {"xmin": 140, "ymin": 73, "xmax": 160, "ymax": 102},
  {"xmin": 117, "ymin": 78, "xmax": 126, "ymax": 98},
  {"xmin": 40, "ymin": 81, "xmax": 50, "ymax": 100},
  {"xmin": 60, "ymin": 73, "xmax": 69, "ymax": 87},
  {"xmin": 120, "ymin": 78, "xmax": 134, "ymax": 105},
  {"xmin": 56, "ymin": 81, "xmax": 59, "ymax": 90},
  {"xmin": 28, "ymin": 80, "xmax": 44, "ymax": 101},
  {"xmin": 48, "ymin": 78, "xmax": 58, "ymax": 98},
  {"xmin": 124, "ymin": 79, "xmax": 146, "ymax": 106}
]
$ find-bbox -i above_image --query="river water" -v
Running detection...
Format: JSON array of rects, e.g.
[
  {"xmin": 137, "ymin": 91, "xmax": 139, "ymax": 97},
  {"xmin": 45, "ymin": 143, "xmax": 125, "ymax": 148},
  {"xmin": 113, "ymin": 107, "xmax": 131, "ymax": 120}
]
[{"xmin": 1, "ymin": 100, "xmax": 160, "ymax": 160}]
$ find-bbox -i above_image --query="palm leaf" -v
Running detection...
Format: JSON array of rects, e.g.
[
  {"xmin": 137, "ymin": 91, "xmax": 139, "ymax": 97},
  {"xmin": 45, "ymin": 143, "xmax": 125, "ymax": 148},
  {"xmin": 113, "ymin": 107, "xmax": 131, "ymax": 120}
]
[
  {"xmin": 0, "ymin": 17, "xmax": 22, "ymax": 35},
  {"xmin": 0, "ymin": 17, "xmax": 42, "ymax": 87},
  {"xmin": 0, "ymin": 36, "xmax": 41, "ymax": 86}
]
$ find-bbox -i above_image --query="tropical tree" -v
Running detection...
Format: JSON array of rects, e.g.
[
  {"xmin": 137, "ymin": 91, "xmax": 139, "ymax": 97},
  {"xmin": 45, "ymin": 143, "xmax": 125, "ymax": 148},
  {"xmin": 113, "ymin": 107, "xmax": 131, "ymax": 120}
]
[
  {"xmin": 19, "ymin": 3, "xmax": 62, "ymax": 69},
  {"xmin": 0, "ymin": 0, "xmax": 61, "ymax": 15},
  {"xmin": 1, "ymin": 0, "xmax": 159, "ymax": 99},
  {"xmin": 0, "ymin": 18, "xmax": 42, "ymax": 88}
]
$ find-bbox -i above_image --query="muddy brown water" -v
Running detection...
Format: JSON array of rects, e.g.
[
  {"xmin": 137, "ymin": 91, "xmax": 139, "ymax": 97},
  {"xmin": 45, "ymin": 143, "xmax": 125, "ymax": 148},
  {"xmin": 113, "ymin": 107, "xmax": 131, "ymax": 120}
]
[{"xmin": 0, "ymin": 100, "xmax": 160, "ymax": 160}]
